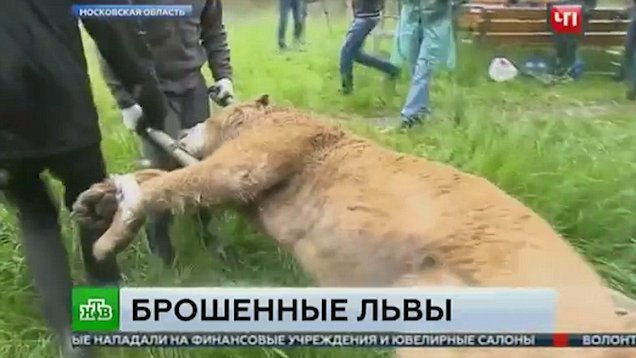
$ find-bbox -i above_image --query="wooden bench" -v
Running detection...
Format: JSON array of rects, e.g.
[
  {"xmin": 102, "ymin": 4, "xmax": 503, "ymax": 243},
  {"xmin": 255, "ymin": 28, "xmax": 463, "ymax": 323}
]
[
  {"xmin": 456, "ymin": 5, "xmax": 630, "ymax": 47},
  {"xmin": 370, "ymin": 0, "xmax": 557, "ymax": 53},
  {"xmin": 372, "ymin": 1, "xmax": 630, "ymax": 50}
]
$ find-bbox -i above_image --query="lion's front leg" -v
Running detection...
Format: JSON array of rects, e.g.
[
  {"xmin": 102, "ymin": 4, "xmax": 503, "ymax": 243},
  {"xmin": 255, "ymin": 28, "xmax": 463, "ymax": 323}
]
[
  {"xmin": 92, "ymin": 157, "xmax": 268, "ymax": 260},
  {"xmin": 92, "ymin": 125, "xmax": 316, "ymax": 260},
  {"xmin": 72, "ymin": 168, "xmax": 167, "ymax": 231},
  {"xmin": 91, "ymin": 159, "xmax": 237, "ymax": 261},
  {"xmin": 91, "ymin": 172, "xmax": 157, "ymax": 261}
]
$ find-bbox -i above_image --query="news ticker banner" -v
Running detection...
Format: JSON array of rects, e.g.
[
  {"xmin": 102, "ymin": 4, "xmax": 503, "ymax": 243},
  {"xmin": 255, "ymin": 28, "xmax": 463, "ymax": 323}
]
[
  {"xmin": 72, "ymin": 287, "xmax": 556, "ymax": 333},
  {"xmin": 71, "ymin": 5, "xmax": 193, "ymax": 18},
  {"xmin": 72, "ymin": 332, "xmax": 636, "ymax": 348}
]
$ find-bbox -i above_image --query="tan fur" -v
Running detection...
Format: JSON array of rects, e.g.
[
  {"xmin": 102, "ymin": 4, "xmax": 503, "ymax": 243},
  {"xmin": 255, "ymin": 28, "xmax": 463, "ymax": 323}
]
[{"xmin": 78, "ymin": 95, "xmax": 636, "ymax": 357}]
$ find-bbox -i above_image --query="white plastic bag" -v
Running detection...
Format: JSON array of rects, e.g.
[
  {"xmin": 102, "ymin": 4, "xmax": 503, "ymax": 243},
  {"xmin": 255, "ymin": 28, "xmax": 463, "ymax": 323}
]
[{"xmin": 488, "ymin": 57, "xmax": 519, "ymax": 82}]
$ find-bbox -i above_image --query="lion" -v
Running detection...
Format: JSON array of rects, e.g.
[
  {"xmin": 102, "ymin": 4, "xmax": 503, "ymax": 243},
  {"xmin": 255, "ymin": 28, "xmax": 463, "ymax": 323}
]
[{"xmin": 73, "ymin": 95, "xmax": 636, "ymax": 357}]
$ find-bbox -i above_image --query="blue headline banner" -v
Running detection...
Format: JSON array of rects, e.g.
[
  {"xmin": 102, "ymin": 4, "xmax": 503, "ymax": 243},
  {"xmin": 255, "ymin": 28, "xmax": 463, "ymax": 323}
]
[
  {"xmin": 72, "ymin": 5, "xmax": 193, "ymax": 18},
  {"xmin": 117, "ymin": 287, "xmax": 557, "ymax": 333}
]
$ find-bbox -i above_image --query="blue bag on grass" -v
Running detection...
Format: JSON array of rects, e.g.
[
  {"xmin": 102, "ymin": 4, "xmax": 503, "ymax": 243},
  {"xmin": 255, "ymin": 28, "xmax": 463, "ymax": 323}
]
[{"xmin": 522, "ymin": 57, "xmax": 550, "ymax": 77}]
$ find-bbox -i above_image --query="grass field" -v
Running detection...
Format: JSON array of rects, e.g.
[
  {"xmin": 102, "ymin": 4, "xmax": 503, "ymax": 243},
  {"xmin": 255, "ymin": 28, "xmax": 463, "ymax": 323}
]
[{"xmin": 1, "ymin": 11, "xmax": 636, "ymax": 358}]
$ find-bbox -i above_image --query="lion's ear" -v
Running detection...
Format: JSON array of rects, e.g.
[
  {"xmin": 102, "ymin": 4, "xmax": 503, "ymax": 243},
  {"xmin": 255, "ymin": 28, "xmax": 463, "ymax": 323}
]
[{"xmin": 255, "ymin": 94, "xmax": 269, "ymax": 107}]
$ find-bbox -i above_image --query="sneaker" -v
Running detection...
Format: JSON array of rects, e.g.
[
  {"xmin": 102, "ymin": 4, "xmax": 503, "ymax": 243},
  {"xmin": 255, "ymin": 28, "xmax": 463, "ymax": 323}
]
[
  {"xmin": 401, "ymin": 115, "xmax": 423, "ymax": 128},
  {"xmin": 378, "ymin": 115, "xmax": 423, "ymax": 133}
]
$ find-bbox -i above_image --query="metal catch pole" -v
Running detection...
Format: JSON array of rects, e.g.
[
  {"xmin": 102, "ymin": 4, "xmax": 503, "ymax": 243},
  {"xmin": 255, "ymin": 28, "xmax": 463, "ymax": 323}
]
[{"xmin": 141, "ymin": 86, "xmax": 235, "ymax": 167}]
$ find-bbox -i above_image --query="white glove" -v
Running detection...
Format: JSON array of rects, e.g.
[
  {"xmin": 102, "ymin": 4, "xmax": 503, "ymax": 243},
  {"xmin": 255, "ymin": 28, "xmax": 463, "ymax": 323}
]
[
  {"xmin": 121, "ymin": 104, "xmax": 143, "ymax": 131},
  {"xmin": 214, "ymin": 78, "xmax": 235, "ymax": 101}
]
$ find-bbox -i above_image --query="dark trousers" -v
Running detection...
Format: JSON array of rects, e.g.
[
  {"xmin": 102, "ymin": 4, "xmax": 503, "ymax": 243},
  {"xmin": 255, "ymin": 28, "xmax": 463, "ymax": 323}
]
[
  {"xmin": 339, "ymin": 16, "xmax": 400, "ymax": 89},
  {"xmin": 0, "ymin": 144, "xmax": 119, "ymax": 352},
  {"xmin": 140, "ymin": 74, "xmax": 211, "ymax": 264},
  {"xmin": 624, "ymin": 17, "xmax": 636, "ymax": 90},
  {"xmin": 278, "ymin": 0, "xmax": 306, "ymax": 48}
]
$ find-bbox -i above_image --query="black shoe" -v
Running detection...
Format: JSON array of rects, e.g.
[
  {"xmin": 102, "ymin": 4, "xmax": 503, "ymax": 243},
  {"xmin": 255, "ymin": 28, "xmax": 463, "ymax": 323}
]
[
  {"xmin": 401, "ymin": 115, "xmax": 423, "ymax": 128},
  {"xmin": 341, "ymin": 76, "xmax": 353, "ymax": 95}
]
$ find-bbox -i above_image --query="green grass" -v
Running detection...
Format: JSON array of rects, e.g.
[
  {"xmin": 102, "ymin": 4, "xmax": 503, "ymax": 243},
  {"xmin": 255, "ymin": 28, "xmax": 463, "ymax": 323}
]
[{"xmin": 1, "ymin": 13, "xmax": 636, "ymax": 358}]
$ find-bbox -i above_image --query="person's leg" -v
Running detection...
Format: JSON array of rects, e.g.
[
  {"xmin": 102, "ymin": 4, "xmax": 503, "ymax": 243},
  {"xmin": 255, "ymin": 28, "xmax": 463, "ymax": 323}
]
[
  {"xmin": 278, "ymin": 0, "xmax": 291, "ymax": 49},
  {"xmin": 628, "ymin": 40, "xmax": 636, "ymax": 100},
  {"xmin": 552, "ymin": 33, "xmax": 569, "ymax": 75},
  {"xmin": 351, "ymin": 17, "xmax": 401, "ymax": 77},
  {"xmin": 300, "ymin": 0, "xmax": 308, "ymax": 43},
  {"xmin": 339, "ymin": 17, "xmax": 379, "ymax": 94},
  {"xmin": 48, "ymin": 145, "xmax": 122, "ymax": 285},
  {"xmin": 618, "ymin": 18, "xmax": 636, "ymax": 81},
  {"xmin": 401, "ymin": 22, "xmax": 432, "ymax": 126},
  {"xmin": 179, "ymin": 75, "xmax": 211, "ymax": 131},
  {"xmin": 1, "ymin": 159, "xmax": 92, "ymax": 357},
  {"xmin": 178, "ymin": 75, "xmax": 215, "ymax": 245},
  {"xmin": 139, "ymin": 102, "xmax": 182, "ymax": 265},
  {"xmin": 291, "ymin": 0, "xmax": 305, "ymax": 45},
  {"xmin": 408, "ymin": 23, "xmax": 424, "ymax": 73},
  {"xmin": 625, "ymin": 18, "xmax": 636, "ymax": 95},
  {"xmin": 563, "ymin": 35, "xmax": 578, "ymax": 73}
]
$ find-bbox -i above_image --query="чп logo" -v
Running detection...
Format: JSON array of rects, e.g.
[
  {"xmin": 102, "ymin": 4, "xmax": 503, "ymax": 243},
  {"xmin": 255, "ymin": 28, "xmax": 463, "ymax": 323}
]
[{"xmin": 549, "ymin": 4, "xmax": 583, "ymax": 34}]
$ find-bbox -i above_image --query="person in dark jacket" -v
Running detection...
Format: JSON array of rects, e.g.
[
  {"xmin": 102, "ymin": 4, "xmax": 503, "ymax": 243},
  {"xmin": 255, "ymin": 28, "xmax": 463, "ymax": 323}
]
[
  {"xmin": 613, "ymin": 1, "xmax": 635, "ymax": 83},
  {"xmin": 339, "ymin": 0, "xmax": 400, "ymax": 94},
  {"xmin": 548, "ymin": 0, "xmax": 597, "ymax": 76},
  {"xmin": 97, "ymin": 0, "xmax": 234, "ymax": 265},
  {"xmin": 0, "ymin": 0, "xmax": 169, "ymax": 356},
  {"xmin": 278, "ymin": 0, "xmax": 308, "ymax": 50}
]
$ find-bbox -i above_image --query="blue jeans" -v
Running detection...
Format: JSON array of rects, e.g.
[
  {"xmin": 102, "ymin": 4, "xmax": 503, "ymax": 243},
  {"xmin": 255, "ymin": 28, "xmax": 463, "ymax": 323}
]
[
  {"xmin": 339, "ymin": 17, "xmax": 400, "ymax": 85},
  {"xmin": 401, "ymin": 23, "xmax": 432, "ymax": 120},
  {"xmin": 278, "ymin": 0, "xmax": 306, "ymax": 48}
]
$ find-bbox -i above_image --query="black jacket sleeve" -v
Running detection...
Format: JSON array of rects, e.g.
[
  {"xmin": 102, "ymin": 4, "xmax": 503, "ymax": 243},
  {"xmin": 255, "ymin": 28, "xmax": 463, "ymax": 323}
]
[
  {"xmin": 200, "ymin": 0, "xmax": 233, "ymax": 81},
  {"xmin": 96, "ymin": 51, "xmax": 138, "ymax": 110},
  {"xmin": 78, "ymin": 0, "xmax": 168, "ymax": 129}
]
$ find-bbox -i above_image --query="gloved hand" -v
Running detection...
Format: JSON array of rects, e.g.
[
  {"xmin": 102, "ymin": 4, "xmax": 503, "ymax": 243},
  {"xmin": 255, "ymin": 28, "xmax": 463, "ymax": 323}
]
[
  {"xmin": 213, "ymin": 78, "xmax": 235, "ymax": 104},
  {"xmin": 121, "ymin": 104, "xmax": 143, "ymax": 131}
]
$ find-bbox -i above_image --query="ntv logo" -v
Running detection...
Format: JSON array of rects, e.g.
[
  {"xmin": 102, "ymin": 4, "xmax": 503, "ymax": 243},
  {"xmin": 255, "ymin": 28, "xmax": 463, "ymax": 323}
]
[
  {"xmin": 550, "ymin": 4, "xmax": 583, "ymax": 34},
  {"xmin": 79, "ymin": 298, "xmax": 114, "ymax": 321},
  {"xmin": 72, "ymin": 287, "xmax": 119, "ymax": 331}
]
